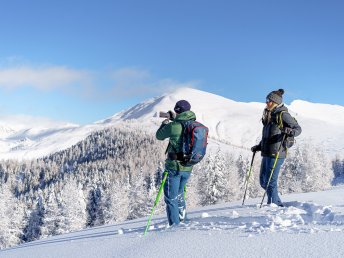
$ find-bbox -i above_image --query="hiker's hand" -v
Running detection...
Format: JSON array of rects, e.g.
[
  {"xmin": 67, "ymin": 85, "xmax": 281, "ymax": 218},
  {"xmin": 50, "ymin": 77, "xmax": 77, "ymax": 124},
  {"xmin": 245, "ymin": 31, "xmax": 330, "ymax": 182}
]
[
  {"xmin": 162, "ymin": 119, "xmax": 170, "ymax": 125},
  {"xmin": 283, "ymin": 127, "xmax": 294, "ymax": 136},
  {"xmin": 168, "ymin": 110, "xmax": 176, "ymax": 121},
  {"xmin": 251, "ymin": 145, "xmax": 261, "ymax": 152}
]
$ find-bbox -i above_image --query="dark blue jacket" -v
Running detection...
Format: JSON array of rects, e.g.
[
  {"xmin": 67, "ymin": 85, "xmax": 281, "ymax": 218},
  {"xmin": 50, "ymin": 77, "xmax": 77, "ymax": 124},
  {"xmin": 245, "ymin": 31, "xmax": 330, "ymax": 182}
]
[{"xmin": 259, "ymin": 104, "xmax": 302, "ymax": 158}]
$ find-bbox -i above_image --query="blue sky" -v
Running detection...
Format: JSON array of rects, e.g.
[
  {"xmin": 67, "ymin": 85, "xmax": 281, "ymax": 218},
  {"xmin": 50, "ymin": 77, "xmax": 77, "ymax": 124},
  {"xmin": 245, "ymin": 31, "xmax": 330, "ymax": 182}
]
[{"xmin": 0, "ymin": 0, "xmax": 343, "ymax": 124}]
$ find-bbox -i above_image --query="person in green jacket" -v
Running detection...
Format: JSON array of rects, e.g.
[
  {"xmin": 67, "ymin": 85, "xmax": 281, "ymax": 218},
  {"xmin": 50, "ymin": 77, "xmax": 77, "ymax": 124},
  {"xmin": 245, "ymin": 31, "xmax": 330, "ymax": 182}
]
[{"xmin": 156, "ymin": 100, "xmax": 195, "ymax": 226}]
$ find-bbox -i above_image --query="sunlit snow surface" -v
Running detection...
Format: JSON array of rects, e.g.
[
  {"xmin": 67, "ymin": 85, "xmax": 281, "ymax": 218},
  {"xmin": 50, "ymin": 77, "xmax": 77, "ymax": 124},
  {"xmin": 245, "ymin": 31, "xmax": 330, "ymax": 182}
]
[{"xmin": 3, "ymin": 186, "xmax": 344, "ymax": 258}]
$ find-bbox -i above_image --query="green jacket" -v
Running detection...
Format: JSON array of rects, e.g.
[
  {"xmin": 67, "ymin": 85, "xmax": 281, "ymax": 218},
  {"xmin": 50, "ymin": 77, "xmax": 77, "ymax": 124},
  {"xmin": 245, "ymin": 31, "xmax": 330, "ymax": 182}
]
[{"xmin": 156, "ymin": 111, "xmax": 196, "ymax": 172}]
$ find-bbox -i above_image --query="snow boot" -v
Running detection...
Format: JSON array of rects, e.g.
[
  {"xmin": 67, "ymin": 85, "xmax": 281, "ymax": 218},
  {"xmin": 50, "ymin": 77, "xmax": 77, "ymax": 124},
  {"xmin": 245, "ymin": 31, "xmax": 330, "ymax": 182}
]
[{"xmin": 179, "ymin": 208, "xmax": 186, "ymax": 222}]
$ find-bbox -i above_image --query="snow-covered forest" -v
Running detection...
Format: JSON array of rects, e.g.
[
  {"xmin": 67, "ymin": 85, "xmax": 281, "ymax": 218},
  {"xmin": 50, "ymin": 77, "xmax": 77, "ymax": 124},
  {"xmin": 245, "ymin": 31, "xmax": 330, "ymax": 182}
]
[{"xmin": 0, "ymin": 123, "xmax": 341, "ymax": 249}]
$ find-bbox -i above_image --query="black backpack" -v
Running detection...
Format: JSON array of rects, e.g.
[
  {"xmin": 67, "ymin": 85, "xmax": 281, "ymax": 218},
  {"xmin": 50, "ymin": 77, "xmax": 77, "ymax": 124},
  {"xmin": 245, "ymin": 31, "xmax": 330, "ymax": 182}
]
[{"xmin": 275, "ymin": 111, "xmax": 296, "ymax": 148}]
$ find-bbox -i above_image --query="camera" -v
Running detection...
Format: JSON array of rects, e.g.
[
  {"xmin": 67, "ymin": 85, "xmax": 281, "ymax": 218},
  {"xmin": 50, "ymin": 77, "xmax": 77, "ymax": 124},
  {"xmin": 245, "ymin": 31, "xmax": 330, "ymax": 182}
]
[
  {"xmin": 159, "ymin": 111, "xmax": 175, "ymax": 120},
  {"xmin": 159, "ymin": 111, "xmax": 171, "ymax": 119}
]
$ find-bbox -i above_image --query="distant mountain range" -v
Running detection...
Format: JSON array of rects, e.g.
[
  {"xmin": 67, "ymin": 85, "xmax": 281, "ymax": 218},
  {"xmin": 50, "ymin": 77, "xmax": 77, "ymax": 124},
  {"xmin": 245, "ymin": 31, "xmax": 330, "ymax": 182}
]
[{"xmin": 1, "ymin": 87, "xmax": 344, "ymax": 160}]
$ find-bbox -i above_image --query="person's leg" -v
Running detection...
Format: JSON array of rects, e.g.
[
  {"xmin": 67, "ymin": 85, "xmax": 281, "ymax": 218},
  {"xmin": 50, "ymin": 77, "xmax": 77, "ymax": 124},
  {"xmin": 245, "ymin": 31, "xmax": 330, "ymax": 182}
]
[
  {"xmin": 259, "ymin": 157, "xmax": 269, "ymax": 188},
  {"xmin": 260, "ymin": 157, "xmax": 274, "ymax": 204},
  {"xmin": 267, "ymin": 158, "xmax": 285, "ymax": 206},
  {"xmin": 177, "ymin": 172, "xmax": 191, "ymax": 221},
  {"xmin": 163, "ymin": 169, "xmax": 181, "ymax": 225}
]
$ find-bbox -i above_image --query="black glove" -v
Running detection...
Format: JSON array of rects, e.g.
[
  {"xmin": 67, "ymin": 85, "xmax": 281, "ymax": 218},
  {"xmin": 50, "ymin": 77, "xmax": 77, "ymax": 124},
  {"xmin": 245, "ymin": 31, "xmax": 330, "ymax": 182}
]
[
  {"xmin": 251, "ymin": 145, "xmax": 261, "ymax": 152},
  {"xmin": 168, "ymin": 110, "xmax": 176, "ymax": 121},
  {"xmin": 283, "ymin": 127, "xmax": 294, "ymax": 136}
]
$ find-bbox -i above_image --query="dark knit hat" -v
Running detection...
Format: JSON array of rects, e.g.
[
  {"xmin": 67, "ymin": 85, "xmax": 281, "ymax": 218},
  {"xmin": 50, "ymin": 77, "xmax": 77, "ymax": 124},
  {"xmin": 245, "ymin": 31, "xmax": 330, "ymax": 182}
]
[
  {"xmin": 174, "ymin": 100, "xmax": 191, "ymax": 114},
  {"xmin": 266, "ymin": 89, "xmax": 284, "ymax": 105}
]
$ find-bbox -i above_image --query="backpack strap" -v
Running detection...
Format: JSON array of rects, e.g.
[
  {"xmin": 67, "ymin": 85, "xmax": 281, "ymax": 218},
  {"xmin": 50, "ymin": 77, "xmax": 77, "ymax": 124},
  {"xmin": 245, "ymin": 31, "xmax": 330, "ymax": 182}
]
[
  {"xmin": 275, "ymin": 111, "xmax": 286, "ymax": 129},
  {"xmin": 275, "ymin": 110, "xmax": 297, "ymax": 154},
  {"xmin": 165, "ymin": 121, "xmax": 185, "ymax": 155},
  {"xmin": 165, "ymin": 142, "xmax": 171, "ymax": 154}
]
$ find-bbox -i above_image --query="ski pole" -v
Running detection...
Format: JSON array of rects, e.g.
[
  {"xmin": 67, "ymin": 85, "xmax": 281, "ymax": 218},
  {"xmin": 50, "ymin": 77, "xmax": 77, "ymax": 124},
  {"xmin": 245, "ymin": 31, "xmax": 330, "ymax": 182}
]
[
  {"xmin": 144, "ymin": 171, "xmax": 168, "ymax": 236},
  {"xmin": 242, "ymin": 151, "xmax": 256, "ymax": 205},
  {"xmin": 184, "ymin": 184, "xmax": 187, "ymax": 199},
  {"xmin": 259, "ymin": 134, "xmax": 286, "ymax": 208}
]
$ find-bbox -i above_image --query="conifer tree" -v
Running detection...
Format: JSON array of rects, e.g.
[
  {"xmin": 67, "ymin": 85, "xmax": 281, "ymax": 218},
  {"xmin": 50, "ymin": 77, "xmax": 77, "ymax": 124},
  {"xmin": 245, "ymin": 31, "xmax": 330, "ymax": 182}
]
[
  {"xmin": 198, "ymin": 150, "xmax": 230, "ymax": 206},
  {"xmin": 60, "ymin": 180, "xmax": 87, "ymax": 233},
  {"xmin": 102, "ymin": 180, "xmax": 129, "ymax": 224},
  {"xmin": 41, "ymin": 187, "xmax": 62, "ymax": 238},
  {"xmin": 86, "ymin": 186, "xmax": 104, "ymax": 227},
  {"xmin": 0, "ymin": 184, "xmax": 24, "ymax": 249},
  {"xmin": 127, "ymin": 171, "xmax": 150, "ymax": 220},
  {"xmin": 22, "ymin": 192, "xmax": 45, "ymax": 242}
]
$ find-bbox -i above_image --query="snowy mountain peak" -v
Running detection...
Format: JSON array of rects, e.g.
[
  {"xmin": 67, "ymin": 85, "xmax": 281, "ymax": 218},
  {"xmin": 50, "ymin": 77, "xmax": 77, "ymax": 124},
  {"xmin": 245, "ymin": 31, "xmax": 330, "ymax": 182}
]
[
  {"xmin": 97, "ymin": 88, "xmax": 266, "ymax": 149},
  {"xmin": 166, "ymin": 87, "xmax": 237, "ymax": 103},
  {"xmin": 101, "ymin": 87, "xmax": 263, "ymax": 123},
  {"xmin": 1, "ymin": 87, "xmax": 344, "ymax": 160}
]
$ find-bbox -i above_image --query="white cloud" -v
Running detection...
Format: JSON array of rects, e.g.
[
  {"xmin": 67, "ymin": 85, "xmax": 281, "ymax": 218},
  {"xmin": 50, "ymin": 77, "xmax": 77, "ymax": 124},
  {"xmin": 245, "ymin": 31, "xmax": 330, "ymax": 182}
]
[
  {"xmin": 107, "ymin": 67, "xmax": 200, "ymax": 99},
  {"xmin": 0, "ymin": 113, "xmax": 78, "ymax": 131},
  {"xmin": 0, "ymin": 64, "xmax": 200, "ymax": 101},
  {"xmin": 0, "ymin": 66, "xmax": 91, "ymax": 90}
]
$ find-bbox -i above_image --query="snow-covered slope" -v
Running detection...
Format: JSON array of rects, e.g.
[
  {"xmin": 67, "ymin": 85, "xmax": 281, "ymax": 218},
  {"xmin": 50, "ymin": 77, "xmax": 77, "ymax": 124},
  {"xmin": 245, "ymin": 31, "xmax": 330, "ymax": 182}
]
[
  {"xmin": 1, "ymin": 87, "xmax": 344, "ymax": 160},
  {"xmin": 0, "ymin": 123, "xmax": 113, "ymax": 160},
  {"xmin": 289, "ymin": 100, "xmax": 344, "ymax": 155},
  {"xmin": 102, "ymin": 88, "xmax": 265, "ymax": 147},
  {"xmin": 101, "ymin": 87, "xmax": 344, "ymax": 157},
  {"xmin": 2, "ymin": 186, "xmax": 344, "ymax": 258}
]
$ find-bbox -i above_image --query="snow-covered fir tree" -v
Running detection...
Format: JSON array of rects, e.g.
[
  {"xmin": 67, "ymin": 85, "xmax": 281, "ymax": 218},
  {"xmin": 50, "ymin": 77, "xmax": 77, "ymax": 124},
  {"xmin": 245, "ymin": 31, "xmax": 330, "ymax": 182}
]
[
  {"xmin": 0, "ymin": 184, "xmax": 24, "ymax": 249},
  {"xmin": 279, "ymin": 146, "xmax": 305, "ymax": 194},
  {"xmin": 127, "ymin": 170, "xmax": 150, "ymax": 220},
  {"xmin": 332, "ymin": 155, "xmax": 344, "ymax": 178},
  {"xmin": 223, "ymin": 152, "xmax": 241, "ymax": 202},
  {"xmin": 280, "ymin": 143, "xmax": 332, "ymax": 193},
  {"xmin": 59, "ymin": 179, "xmax": 87, "ymax": 233},
  {"xmin": 22, "ymin": 191, "xmax": 45, "ymax": 243},
  {"xmin": 41, "ymin": 186, "xmax": 63, "ymax": 238},
  {"xmin": 101, "ymin": 179, "xmax": 130, "ymax": 224},
  {"xmin": 86, "ymin": 185, "xmax": 104, "ymax": 227},
  {"xmin": 198, "ymin": 149, "xmax": 231, "ymax": 206}
]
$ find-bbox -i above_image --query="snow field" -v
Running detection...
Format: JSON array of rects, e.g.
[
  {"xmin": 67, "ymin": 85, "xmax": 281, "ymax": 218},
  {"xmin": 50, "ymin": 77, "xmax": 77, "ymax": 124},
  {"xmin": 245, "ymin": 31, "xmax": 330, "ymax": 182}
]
[
  {"xmin": 145, "ymin": 201, "xmax": 344, "ymax": 236},
  {"xmin": 3, "ymin": 187, "xmax": 344, "ymax": 258}
]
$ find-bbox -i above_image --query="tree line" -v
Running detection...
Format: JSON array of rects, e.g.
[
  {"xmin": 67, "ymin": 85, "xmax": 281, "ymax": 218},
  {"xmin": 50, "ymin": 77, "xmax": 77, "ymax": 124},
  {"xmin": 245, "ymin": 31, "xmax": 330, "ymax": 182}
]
[{"xmin": 0, "ymin": 122, "xmax": 337, "ymax": 249}]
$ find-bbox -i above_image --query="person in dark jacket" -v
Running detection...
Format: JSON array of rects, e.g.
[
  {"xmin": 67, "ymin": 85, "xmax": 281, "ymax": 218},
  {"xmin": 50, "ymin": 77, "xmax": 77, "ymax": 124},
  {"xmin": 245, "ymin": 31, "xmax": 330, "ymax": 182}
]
[
  {"xmin": 251, "ymin": 89, "xmax": 302, "ymax": 207},
  {"xmin": 156, "ymin": 100, "xmax": 195, "ymax": 226}
]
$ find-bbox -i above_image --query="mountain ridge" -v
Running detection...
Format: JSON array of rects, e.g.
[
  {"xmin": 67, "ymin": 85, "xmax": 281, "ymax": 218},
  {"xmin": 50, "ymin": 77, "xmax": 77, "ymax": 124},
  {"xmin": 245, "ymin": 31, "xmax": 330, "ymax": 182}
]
[{"xmin": 1, "ymin": 87, "xmax": 344, "ymax": 160}]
